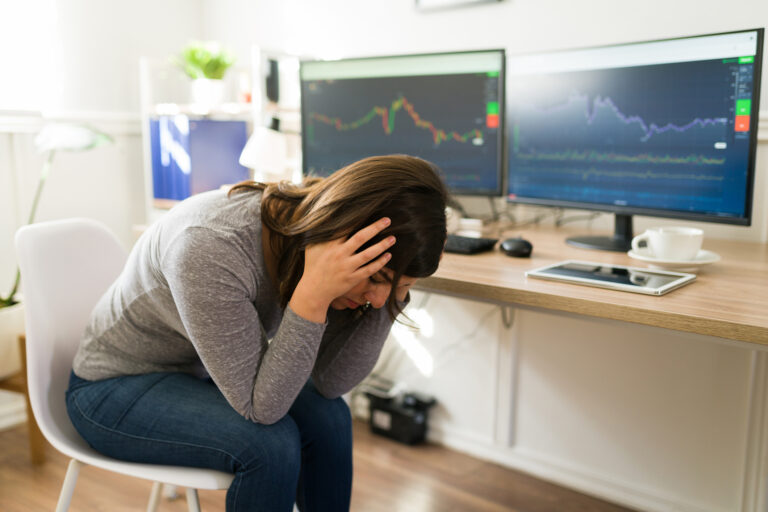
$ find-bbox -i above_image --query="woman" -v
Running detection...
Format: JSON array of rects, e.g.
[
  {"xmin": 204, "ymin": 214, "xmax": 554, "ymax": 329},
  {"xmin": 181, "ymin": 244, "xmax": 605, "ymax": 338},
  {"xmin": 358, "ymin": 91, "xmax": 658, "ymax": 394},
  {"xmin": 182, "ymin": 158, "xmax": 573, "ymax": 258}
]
[{"xmin": 65, "ymin": 154, "xmax": 448, "ymax": 511}]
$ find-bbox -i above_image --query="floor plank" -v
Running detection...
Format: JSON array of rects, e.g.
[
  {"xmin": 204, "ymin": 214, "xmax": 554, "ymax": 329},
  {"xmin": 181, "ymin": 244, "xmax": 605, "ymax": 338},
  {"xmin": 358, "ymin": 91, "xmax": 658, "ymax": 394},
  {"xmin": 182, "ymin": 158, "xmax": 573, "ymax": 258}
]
[{"xmin": 0, "ymin": 420, "xmax": 639, "ymax": 511}]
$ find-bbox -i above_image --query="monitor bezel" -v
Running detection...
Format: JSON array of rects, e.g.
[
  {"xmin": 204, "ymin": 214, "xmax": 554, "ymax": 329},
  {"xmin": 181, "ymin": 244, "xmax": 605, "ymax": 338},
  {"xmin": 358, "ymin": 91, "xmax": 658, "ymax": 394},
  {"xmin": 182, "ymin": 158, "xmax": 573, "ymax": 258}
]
[
  {"xmin": 505, "ymin": 27, "xmax": 764, "ymax": 227},
  {"xmin": 299, "ymin": 48, "xmax": 506, "ymax": 197}
]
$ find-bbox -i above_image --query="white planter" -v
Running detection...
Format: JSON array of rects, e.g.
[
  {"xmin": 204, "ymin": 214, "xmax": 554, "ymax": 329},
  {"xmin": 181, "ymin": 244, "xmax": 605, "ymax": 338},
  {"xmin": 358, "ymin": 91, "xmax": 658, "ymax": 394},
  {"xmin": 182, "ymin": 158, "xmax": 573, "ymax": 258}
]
[
  {"xmin": 190, "ymin": 78, "xmax": 225, "ymax": 109},
  {"xmin": 0, "ymin": 302, "xmax": 24, "ymax": 380}
]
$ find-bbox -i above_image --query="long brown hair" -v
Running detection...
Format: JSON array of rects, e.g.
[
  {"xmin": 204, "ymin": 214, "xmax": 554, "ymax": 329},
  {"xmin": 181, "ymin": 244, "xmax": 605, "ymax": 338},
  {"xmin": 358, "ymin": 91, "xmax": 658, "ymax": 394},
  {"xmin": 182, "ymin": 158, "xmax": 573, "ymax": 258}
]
[{"xmin": 229, "ymin": 154, "xmax": 448, "ymax": 319}]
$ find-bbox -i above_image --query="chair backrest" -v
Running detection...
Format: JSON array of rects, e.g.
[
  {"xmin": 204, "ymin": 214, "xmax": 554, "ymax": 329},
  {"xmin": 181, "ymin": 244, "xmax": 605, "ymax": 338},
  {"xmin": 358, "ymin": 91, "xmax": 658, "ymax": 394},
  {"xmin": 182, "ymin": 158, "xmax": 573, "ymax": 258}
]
[{"xmin": 15, "ymin": 218, "xmax": 127, "ymax": 450}]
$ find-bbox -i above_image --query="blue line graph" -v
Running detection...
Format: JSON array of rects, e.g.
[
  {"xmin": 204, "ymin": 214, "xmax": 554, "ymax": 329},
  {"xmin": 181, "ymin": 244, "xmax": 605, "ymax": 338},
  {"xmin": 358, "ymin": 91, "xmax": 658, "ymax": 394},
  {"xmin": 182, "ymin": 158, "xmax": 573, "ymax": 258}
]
[
  {"xmin": 535, "ymin": 91, "xmax": 730, "ymax": 143},
  {"xmin": 508, "ymin": 57, "xmax": 755, "ymax": 217},
  {"xmin": 581, "ymin": 94, "xmax": 728, "ymax": 142}
]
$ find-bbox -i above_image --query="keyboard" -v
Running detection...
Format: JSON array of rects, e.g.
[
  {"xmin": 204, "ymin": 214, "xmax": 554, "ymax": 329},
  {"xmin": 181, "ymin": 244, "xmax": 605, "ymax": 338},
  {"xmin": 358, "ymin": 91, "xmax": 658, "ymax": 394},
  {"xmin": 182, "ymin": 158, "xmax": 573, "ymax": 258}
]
[{"xmin": 444, "ymin": 234, "xmax": 499, "ymax": 255}]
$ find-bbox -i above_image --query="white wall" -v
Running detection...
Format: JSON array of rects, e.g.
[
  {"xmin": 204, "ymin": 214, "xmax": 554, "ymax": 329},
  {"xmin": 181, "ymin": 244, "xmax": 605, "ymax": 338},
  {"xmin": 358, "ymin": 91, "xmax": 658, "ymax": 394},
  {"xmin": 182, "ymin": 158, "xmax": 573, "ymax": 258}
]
[
  {"xmin": 51, "ymin": 0, "xmax": 206, "ymax": 114},
  {"xmin": 0, "ymin": 0, "xmax": 207, "ymax": 295},
  {"xmin": 208, "ymin": 0, "xmax": 768, "ymax": 73}
]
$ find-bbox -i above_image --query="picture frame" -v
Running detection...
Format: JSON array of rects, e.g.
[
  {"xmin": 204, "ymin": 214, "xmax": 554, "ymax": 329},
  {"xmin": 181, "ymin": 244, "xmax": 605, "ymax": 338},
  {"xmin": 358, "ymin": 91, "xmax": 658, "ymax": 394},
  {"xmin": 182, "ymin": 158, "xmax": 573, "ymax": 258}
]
[{"xmin": 415, "ymin": 0, "xmax": 503, "ymax": 11}]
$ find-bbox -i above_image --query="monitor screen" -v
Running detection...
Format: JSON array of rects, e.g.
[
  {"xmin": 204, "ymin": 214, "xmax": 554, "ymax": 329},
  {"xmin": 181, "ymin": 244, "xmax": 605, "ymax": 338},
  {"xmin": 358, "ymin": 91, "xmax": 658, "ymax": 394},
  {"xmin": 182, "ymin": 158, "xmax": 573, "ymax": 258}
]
[
  {"xmin": 300, "ymin": 50, "xmax": 505, "ymax": 195},
  {"xmin": 507, "ymin": 29, "xmax": 763, "ymax": 251}
]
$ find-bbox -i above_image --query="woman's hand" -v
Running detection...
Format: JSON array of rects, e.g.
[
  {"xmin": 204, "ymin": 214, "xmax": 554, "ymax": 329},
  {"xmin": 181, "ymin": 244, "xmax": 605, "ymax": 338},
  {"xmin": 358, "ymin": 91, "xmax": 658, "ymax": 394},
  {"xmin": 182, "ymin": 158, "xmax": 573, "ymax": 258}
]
[{"xmin": 289, "ymin": 218, "xmax": 396, "ymax": 323}]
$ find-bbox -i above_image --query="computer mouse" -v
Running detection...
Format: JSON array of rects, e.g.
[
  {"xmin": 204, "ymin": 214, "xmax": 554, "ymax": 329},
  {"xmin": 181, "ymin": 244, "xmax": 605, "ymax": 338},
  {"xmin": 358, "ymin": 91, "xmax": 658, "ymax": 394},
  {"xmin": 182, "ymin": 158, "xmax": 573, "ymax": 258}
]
[{"xmin": 499, "ymin": 237, "xmax": 533, "ymax": 258}]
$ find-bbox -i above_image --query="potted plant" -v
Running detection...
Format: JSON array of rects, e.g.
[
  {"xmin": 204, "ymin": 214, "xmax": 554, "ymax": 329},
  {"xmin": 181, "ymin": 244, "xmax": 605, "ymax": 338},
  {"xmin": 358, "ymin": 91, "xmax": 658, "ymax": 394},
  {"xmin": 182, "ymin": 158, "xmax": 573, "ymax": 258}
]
[
  {"xmin": 176, "ymin": 41, "xmax": 236, "ymax": 108},
  {"xmin": 0, "ymin": 123, "xmax": 112, "ymax": 378}
]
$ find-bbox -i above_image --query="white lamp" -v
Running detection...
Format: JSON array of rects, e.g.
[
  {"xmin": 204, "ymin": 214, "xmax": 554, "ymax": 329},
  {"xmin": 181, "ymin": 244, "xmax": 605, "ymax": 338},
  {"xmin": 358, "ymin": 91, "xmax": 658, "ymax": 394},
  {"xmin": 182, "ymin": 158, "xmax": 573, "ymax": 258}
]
[{"xmin": 239, "ymin": 125, "xmax": 291, "ymax": 182}]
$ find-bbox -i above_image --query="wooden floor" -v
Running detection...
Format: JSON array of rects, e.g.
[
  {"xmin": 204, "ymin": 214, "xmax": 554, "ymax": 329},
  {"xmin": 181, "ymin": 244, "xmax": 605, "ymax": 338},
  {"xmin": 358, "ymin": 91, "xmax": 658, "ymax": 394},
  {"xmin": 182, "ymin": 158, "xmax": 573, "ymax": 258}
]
[{"xmin": 0, "ymin": 419, "xmax": 639, "ymax": 512}]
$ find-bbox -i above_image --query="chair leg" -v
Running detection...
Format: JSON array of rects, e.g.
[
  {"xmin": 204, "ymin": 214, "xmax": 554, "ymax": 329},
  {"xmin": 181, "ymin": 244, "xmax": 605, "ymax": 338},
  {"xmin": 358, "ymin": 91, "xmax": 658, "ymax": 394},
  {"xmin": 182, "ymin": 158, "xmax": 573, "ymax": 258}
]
[
  {"xmin": 55, "ymin": 459, "xmax": 83, "ymax": 512},
  {"xmin": 164, "ymin": 484, "xmax": 180, "ymax": 499},
  {"xmin": 186, "ymin": 488, "xmax": 201, "ymax": 512},
  {"xmin": 147, "ymin": 481, "xmax": 163, "ymax": 512},
  {"xmin": 18, "ymin": 335, "xmax": 46, "ymax": 464}
]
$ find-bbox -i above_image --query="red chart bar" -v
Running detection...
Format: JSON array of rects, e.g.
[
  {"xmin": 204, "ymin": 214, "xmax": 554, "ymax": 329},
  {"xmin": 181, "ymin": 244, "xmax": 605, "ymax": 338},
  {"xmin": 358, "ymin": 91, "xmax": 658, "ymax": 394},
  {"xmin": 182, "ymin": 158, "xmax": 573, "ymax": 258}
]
[{"xmin": 735, "ymin": 115, "xmax": 750, "ymax": 132}]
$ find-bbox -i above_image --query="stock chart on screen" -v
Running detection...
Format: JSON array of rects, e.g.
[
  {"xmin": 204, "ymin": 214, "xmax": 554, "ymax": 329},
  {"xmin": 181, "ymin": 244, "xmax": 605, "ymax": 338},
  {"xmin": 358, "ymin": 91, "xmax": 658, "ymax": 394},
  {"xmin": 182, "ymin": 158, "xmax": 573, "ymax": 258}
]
[
  {"xmin": 301, "ymin": 50, "xmax": 505, "ymax": 195},
  {"xmin": 507, "ymin": 29, "xmax": 762, "ymax": 221}
]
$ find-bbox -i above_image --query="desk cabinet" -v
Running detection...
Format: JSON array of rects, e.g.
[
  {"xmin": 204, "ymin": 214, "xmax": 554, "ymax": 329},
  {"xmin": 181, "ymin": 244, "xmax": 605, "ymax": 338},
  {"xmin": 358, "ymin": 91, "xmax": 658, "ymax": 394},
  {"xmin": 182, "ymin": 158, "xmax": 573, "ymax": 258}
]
[{"xmin": 397, "ymin": 226, "xmax": 768, "ymax": 512}]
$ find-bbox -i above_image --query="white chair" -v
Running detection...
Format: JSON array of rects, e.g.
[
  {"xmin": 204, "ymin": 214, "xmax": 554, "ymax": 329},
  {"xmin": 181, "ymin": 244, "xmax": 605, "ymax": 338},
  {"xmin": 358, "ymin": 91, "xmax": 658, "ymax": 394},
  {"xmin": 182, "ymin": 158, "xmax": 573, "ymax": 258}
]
[{"xmin": 15, "ymin": 218, "xmax": 234, "ymax": 512}]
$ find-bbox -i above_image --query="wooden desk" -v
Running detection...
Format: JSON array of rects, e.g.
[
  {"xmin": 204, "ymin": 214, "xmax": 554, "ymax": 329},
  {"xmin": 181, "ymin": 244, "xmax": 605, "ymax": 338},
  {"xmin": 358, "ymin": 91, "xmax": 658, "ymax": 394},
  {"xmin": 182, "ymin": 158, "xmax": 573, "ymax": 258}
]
[{"xmin": 419, "ymin": 226, "xmax": 768, "ymax": 346}]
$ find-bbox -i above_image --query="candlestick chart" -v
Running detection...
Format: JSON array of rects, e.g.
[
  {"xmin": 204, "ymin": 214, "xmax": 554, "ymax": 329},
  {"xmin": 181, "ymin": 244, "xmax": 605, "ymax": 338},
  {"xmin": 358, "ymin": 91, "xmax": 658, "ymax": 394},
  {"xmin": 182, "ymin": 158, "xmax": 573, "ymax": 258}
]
[{"xmin": 302, "ymin": 72, "xmax": 502, "ymax": 194}]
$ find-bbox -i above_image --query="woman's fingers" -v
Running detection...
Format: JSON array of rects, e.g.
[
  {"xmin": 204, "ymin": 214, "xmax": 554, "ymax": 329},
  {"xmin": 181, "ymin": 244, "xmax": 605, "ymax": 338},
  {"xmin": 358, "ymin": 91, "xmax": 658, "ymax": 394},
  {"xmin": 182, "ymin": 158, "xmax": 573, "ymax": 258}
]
[
  {"xmin": 354, "ymin": 251, "xmax": 392, "ymax": 279},
  {"xmin": 352, "ymin": 235, "xmax": 396, "ymax": 267},
  {"xmin": 344, "ymin": 217, "xmax": 395, "ymax": 268},
  {"xmin": 298, "ymin": 217, "xmax": 396, "ymax": 309},
  {"xmin": 346, "ymin": 217, "xmax": 391, "ymax": 251}
]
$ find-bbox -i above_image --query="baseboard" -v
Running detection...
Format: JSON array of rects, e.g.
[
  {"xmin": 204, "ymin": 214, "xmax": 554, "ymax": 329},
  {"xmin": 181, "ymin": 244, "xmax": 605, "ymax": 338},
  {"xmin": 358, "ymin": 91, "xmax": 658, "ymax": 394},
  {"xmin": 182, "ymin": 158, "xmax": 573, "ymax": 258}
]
[{"xmin": 428, "ymin": 422, "xmax": 734, "ymax": 512}]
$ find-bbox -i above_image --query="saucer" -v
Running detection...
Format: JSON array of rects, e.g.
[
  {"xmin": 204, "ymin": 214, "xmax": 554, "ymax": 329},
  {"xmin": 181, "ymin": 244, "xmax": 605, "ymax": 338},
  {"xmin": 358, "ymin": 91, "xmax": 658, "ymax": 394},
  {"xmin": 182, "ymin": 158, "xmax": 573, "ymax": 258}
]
[{"xmin": 627, "ymin": 249, "xmax": 721, "ymax": 271}]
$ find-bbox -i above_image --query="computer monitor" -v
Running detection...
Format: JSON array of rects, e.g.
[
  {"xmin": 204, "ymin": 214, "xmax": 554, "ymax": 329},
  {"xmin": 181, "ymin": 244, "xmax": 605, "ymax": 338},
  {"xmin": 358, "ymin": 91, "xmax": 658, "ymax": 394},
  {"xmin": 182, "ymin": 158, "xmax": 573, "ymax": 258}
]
[
  {"xmin": 300, "ymin": 49, "xmax": 505, "ymax": 195},
  {"xmin": 506, "ymin": 28, "xmax": 763, "ymax": 251}
]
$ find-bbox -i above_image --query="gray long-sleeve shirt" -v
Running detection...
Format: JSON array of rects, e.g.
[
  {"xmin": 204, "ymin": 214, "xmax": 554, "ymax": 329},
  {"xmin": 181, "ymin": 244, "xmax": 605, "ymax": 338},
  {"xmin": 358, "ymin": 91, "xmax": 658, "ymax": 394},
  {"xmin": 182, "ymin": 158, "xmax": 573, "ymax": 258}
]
[{"xmin": 73, "ymin": 189, "xmax": 399, "ymax": 424}]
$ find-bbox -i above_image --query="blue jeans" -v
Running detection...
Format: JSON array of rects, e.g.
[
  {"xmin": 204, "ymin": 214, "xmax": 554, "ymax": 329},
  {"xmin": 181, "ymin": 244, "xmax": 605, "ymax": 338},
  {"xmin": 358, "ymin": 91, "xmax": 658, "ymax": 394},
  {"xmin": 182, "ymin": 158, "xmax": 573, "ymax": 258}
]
[{"xmin": 66, "ymin": 371, "xmax": 352, "ymax": 512}]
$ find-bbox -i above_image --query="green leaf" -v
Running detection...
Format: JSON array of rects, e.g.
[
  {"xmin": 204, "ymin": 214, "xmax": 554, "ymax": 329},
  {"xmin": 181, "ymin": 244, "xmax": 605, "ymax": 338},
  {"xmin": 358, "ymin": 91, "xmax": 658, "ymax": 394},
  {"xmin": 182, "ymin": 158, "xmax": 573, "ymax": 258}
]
[{"xmin": 176, "ymin": 41, "xmax": 235, "ymax": 80}]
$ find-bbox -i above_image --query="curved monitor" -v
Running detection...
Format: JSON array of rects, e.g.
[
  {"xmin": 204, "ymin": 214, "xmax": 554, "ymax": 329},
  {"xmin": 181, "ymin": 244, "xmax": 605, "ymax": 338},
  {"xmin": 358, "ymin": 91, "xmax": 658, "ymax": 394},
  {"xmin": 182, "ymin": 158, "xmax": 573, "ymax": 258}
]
[
  {"xmin": 300, "ymin": 49, "xmax": 505, "ymax": 196},
  {"xmin": 507, "ymin": 29, "xmax": 763, "ymax": 251}
]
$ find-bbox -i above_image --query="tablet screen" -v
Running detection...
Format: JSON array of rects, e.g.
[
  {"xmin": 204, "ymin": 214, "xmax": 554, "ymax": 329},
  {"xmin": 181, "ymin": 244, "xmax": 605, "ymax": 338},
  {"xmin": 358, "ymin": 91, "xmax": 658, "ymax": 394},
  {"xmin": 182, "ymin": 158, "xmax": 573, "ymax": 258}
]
[{"xmin": 526, "ymin": 261, "xmax": 696, "ymax": 295}]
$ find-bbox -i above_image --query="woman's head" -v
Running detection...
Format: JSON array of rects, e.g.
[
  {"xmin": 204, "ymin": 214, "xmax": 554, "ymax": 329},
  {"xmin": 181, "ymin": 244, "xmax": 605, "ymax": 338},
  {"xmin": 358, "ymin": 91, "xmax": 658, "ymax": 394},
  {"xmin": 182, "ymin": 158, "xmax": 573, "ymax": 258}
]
[{"xmin": 232, "ymin": 154, "xmax": 448, "ymax": 318}]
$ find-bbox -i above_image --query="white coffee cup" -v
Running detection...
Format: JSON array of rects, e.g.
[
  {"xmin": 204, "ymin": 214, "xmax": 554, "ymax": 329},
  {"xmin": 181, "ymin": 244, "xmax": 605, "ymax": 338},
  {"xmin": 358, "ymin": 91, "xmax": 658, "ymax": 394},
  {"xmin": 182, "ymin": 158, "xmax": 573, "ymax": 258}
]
[
  {"xmin": 631, "ymin": 227, "xmax": 703, "ymax": 261},
  {"xmin": 445, "ymin": 207, "xmax": 461, "ymax": 234}
]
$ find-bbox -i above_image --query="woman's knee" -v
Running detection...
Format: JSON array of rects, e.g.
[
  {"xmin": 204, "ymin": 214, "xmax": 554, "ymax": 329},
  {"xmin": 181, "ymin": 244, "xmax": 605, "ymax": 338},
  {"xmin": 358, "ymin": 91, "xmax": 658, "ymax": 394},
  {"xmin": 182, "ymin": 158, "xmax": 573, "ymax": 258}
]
[
  {"xmin": 324, "ymin": 396, "xmax": 352, "ymax": 435},
  {"xmin": 292, "ymin": 384, "xmax": 353, "ymax": 450},
  {"xmin": 235, "ymin": 416, "xmax": 302, "ymax": 479}
]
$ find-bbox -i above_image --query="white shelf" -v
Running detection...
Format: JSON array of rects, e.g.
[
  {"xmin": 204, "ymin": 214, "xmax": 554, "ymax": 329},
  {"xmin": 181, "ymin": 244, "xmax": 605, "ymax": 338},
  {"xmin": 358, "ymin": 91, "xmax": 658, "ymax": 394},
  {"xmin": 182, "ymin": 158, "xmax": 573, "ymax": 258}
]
[{"xmin": 148, "ymin": 102, "xmax": 254, "ymax": 120}]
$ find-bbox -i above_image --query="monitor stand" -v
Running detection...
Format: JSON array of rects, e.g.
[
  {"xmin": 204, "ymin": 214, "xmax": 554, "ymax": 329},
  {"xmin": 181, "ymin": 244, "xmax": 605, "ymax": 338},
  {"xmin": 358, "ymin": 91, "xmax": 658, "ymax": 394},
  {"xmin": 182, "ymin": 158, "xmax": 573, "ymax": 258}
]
[{"xmin": 565, "ymin": 214, "xmax": 633, "ymax": 252}]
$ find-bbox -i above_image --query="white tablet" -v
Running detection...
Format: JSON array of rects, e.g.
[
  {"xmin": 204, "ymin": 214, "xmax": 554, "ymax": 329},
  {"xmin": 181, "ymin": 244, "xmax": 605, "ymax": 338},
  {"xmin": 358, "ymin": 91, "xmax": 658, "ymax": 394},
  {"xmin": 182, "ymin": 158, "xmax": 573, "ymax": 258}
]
[{"xmin": 526, "ymin": 260, "xmax": 696, "ymax": 296}]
